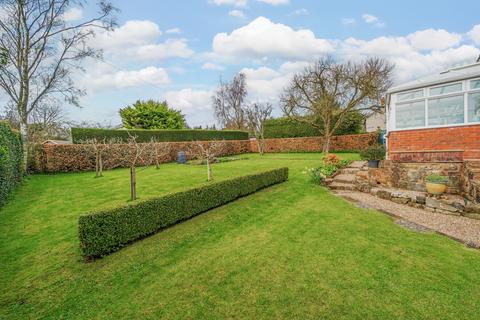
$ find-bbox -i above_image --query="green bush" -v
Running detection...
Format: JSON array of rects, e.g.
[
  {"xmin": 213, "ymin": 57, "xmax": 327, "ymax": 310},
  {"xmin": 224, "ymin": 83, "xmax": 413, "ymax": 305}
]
[
  {"xmin": 0, "ymin": 121, "xmax": 23, "ymax": 207},
  {"xmin": 359, "ymin": 144, "xmax": 386, "ymax": 161},
  {"xmin": 426, "ymin": 174, "xmax": 449, "ymax": 184},
  {"xmin": 78, "ymin": 167, "xmax": 289, "ymax": 259},
  {"xmin": 119, "ymin": 100, "xmax": 186, "ymax": 129},
  {"xmin": 264, "ymin": 112, "xmax": 365, "ymax": 138},
  {"xmin": 71, "ymin": 128, "xmax": 249, "ymax": 143}
]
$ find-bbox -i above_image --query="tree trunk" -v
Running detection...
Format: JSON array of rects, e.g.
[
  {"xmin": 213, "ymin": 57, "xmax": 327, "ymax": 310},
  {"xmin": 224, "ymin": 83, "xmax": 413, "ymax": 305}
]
[
  {"xmin": 323, "ymin": 134, "xmax": 331, "ymax": 153},
  {"xmin": 19, "ymin": 120, "xmax": 28, "ymax": 173},
  {"xmin": 98, "ymin": 153, "xmax": 103, "ymax": 177},
  {"xmin": 130, "ymin": 166, "xmax": 136, "ymax": 200},
  {"xmin": 206, "ymin": 159, "xmax": 213, "ymax": 181},
  {"xmin": 95, "ymin": 153, "xmax": 99, "ymax": 177},
  {"xmin": 257, "ymin": 139, "xmax": 264, "ymax": 156}
]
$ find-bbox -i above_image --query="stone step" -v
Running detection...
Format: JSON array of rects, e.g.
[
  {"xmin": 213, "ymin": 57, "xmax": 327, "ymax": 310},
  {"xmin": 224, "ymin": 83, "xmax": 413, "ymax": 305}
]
[
  {"xmin": 329, "ymin": 182, "xmax": 357, "ymax": 191},
  {"xmin": 349, "ymin": 161, "xmax": 367, "ymax": 168},
  {"xmin": 341, "ymin": 168, "xmax": 360, "ymax": 174},
  {"xmin": 333, "ymin": 174, "xmax": 356, "ymax": 184}
]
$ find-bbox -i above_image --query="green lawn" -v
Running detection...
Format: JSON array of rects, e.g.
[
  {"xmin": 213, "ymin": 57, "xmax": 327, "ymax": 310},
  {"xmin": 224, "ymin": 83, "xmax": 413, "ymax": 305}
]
[{"xmin": 1, "ymin": 153, "xmax": 480, "ymax": 319}]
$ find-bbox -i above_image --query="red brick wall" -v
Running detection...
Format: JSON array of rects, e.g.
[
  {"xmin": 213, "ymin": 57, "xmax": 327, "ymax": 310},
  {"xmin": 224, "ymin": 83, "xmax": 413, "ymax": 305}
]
[
  {"xmin": 388, "ymin": 125, "xmax": 480, "ymax": 161},
  {"xmin": 250, "ymin": 133, "xmax": 377, "ymax": 153}
]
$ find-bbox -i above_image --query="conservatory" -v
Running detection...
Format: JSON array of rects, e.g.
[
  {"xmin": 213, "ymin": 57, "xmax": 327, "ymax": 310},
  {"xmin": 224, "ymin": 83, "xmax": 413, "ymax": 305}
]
[{"xmin": 386, "ymin": 62, "xmax": 480, "ymax": 162}]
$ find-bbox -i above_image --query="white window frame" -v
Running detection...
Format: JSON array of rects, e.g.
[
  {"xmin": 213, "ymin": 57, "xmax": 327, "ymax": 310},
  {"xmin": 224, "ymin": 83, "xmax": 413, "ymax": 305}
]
[{"xmin": 391, "ymin": 78, "xmax": 480, "ymax": 131}]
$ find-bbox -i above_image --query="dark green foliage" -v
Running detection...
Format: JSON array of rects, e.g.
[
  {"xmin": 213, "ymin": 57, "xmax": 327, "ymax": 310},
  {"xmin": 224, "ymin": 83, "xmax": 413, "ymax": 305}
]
[
  {"xmin": 359, "ymin": 144, "xmax": 386, "ymax": 160},
  {"xmin": 78, "ymin": 167, "xmax": 289, "ymax": 258},
  {"xmin": 0, "ymin": 122, "xmax": 22, "ymax": 207},
  {"xmin": 119, "ymin": 100, "xmax": 186, "ymax": 129},
  {"xmin": 426, "ymin": 174, "xmax": 449, "ymax": 184},
  {"xmin": 264, "ymin": 112, "xmax": 365, "ymax": 138},
  {"xmin": 71, "ymin": 128, "xmax": 249, "ymax": 143}
]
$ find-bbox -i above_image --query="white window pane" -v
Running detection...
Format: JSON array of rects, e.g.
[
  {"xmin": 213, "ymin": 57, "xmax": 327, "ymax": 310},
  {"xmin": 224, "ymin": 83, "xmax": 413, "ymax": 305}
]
[
  {"xmin": 471, "ymin": 79, "xmax": 480, "ymax": 90},
  {"xmin": 430, "ymin": 83, "xmax": 462, "ymax": 96},
  {"xmin": 469, "ymin": 92, "xmax": 480, "ymax": 123},
  {"xmin": 428, "ymin": 95, "xmax": 464, "ymax": 126},
  {"xmin": 397, "ymin": 90, "xmax": 423, "ymax": 102},
  {"xmin": 395, "ymin": 101, "xmax": 425, "ymax": 129}
]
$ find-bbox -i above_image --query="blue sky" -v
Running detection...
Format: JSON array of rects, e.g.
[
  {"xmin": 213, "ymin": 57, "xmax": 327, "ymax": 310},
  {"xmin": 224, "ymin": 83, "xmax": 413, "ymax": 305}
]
[{"xmin": 60, "ymin": 0, "xmax": 480, "ymax": 126}]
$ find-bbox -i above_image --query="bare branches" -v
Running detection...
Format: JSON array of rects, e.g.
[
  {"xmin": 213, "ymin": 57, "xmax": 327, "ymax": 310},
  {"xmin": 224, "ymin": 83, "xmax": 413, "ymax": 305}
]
[
  {"xmin": 190, "ymin": 140, "xmax": 227, "ymax": 181},
  {"xmin": 212, "ymin": 73, "xmax": 248, "ymax": 130},
  {"xmin": 246, "ymin": 102, "xmax": 272, "ymax": 156},
  {"xmin": 148, "ymin": 138, "xmax": 171, "ymax": 170},
  {"xmin": 281, "ymin": 57, "xmax": 393, "ymax": 152},
  {"xmin": 0, "ymin": 0, "xmax": 117, "ymax": 169}
]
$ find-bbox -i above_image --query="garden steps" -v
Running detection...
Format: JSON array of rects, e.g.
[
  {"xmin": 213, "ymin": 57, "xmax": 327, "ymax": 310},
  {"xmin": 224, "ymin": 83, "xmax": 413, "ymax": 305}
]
[
  {"xmin": 328, "ymin": 161, "xmax": 366, "ymax": 191},
  {"xmin": 329, "ymin": 182, "xmax": 357, "ymax": 191},
  {"xmin": 333, "ymin": 174, "xmax": 357, "ymax": 184}
]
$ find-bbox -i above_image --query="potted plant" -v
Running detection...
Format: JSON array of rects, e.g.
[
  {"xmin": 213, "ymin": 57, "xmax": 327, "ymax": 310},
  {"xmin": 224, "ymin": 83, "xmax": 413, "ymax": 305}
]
[
  {"xmin": 425, "ymin": 174, "xmax": 449, "ymax": 195},
  {"xmin": 359, "ymin": 145, "xmax": 386, "ymax": 168}
]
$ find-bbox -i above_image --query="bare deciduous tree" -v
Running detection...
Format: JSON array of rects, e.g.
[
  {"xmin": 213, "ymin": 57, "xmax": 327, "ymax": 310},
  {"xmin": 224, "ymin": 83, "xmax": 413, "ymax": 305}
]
[
  {"xmin": 212, "ymin": 72, "xmax": 248, "ymax": 129},
  {"xmin": 81, "ymin": 137, "xmax": 116, "ymax": 178},
  {"xmin": 123, "ymin": 135, "xmax": 151, "ymax": 201},
  {"xmin": 190, "ymin": 140, "xmax": 226, "ymax": 181},
  {"xmin": 149, "ymin": 138, "xmax": 171, "ymax": 170},
  {"xmin": 246, "ymin": 102, "xmax": 272, "ymax": 156},
  {"xmin": 281, "ymin": 57, "xmax": 393, "ymax": 153},
  {"xmin": 0, "ymin": 0, "xmax": 117, "ymax": 170}
]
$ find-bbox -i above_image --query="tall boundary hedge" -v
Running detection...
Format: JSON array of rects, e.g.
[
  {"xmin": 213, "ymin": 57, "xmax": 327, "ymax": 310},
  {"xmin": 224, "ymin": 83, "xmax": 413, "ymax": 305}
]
[
  {"xmin": 71, "ymin": 128, "xmax": 249, "ymax": 143},
  {"xmin": 0, "ymin": 122, "xmax": 22, "ymax": 207},
  {"xmin": 79, "ymin": 167, "xmax": 289, "ymax": 259}
]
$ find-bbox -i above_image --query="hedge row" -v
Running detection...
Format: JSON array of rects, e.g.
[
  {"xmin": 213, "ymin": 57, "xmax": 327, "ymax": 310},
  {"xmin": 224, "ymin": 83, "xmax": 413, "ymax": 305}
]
[
  {"xmin": 0, "ymin": 122, "xmax": 23, "ymax": 207},
  {"xmin": 79, "ymin": 167, "xmax": 289, "ymax": 258},
  {"xmin": 264, "ymin": 113, "xmax": 365, "ymax": 139},
  {"xmin": 71, "ymin": 128, "xmax": 249, "ymax": 143}
]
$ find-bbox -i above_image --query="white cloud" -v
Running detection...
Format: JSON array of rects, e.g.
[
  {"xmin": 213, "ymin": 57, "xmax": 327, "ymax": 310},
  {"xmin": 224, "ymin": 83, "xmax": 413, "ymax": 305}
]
[
  {"xmin": 341, "ymin": 18, "xmax": 355, "ymax": 25},
  {"xmin": 257, "ymin": 0, "xmax": 289, "ymax": 5},
  {"xmin": 62, "ymin": 7, "xmax": 82, "ymax": 22},
  {"xmin": 229, "ymin": 9, "xmax": 246, "ymax": 18},
  {"xmin": 165, "ymin": 88, "xmax": 213, "ymax": 112},
  {"xmin": 362, "ymin": 14, "xmax": 378, "ymax": 24},
  {"xmin": 362, "ymin": 13, "xmax": 385, "ymax": 28},
  {"xmin": 83, "ymin": 65, "xmax": 170, "ymax": 92},
  {"xmin": 135, "ymin": 39, "xmax": 194, "ymax": 61},
  {"xmin": 202, "ymin": 62, "xmax": 225, "ymax": 70},
  {"xmin": 407, "ymin": 29, "xmax": 462, "ymax": 51},
  {"xmin": 90, "ymin": 20, "xmax": 161, "ymax": 51},
  {"xmin": 209, "ymin": 0, "xmax": 247, "ymax": 7},
  {"xmin": 89, "ymin": 20, "xmax": 193, "ymax": 62},
  {"xmin": 212, "ymin": 17, "xmax": 334, "ymax": 60},
  {"xmin": 469, "ymin": 24, "xmax": 480, "ymax": 44},
  {"xmin": 292, "ymin": 8, "xmax": 309, "ymax": 16},
  {"xmin": 166, "ymin": 28, "xmax": 182, "ymax": 34}
]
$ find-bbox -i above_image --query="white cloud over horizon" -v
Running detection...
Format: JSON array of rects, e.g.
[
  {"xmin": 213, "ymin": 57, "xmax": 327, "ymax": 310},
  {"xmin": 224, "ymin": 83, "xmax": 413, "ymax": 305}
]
[{"xmin": 212, "ymin": 17, "xmax": 335, "ymax": 60}]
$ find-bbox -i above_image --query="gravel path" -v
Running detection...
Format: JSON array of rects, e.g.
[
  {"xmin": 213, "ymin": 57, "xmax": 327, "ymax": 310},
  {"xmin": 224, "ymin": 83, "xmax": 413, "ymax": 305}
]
[{"xmin": 334, "ymin": 190, "xmax": 480, "ymax": 248}]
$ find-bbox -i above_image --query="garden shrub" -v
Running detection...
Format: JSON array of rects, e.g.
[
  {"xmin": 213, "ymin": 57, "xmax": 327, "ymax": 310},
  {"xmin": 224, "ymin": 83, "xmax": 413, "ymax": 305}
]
[
  {"xmin": 264, "ymin": 112, "xmax": 364, "ymax": 138},
  {"xmin": 71, "ymin": 128, "xmax": 249, "ymax": 144},
  {"xmin": 0, "ymin": 121, "xmax": 23, "ymax": 207},
  {"xmin": 78, "ymin": 167, "xmax": 289, "ymax": 259},
  {"xmin": 305, "ymin": 156, "xmax": 352, "ymax": 185}
]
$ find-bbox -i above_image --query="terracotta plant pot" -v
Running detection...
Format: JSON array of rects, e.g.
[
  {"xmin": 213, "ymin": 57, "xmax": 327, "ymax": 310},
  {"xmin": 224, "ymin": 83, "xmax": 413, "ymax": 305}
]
[{"xmin": 426, "ymin": 182, "xmax": 447, "ymax": 195}]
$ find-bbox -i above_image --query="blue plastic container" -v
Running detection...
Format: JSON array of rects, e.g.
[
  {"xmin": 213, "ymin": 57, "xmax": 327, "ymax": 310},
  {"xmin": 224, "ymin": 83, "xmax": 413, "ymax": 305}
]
[{"xmin": 177, "ymin": 151, "xmax": 186, "ymax": 164}]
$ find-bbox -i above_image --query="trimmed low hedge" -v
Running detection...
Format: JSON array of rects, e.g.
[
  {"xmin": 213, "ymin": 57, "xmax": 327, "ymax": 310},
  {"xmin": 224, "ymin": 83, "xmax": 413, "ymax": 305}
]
[
  {"xmin": 71, "ymin": 128, "xmax": 249, "ymax": 143},
  {"xmin": 79, "ymin": 167, "xmax": 289, "ymax": 258},
  {"xmin": 0, "ymin": 122, "xmax": 23, "ymax": 207}
]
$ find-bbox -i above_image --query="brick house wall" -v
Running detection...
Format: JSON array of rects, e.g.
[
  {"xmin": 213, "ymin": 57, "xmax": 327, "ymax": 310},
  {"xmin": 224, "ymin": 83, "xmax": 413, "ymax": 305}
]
[{"xmin": 388, "ymin": 125, "xmax": 480, "ymax": 162}]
